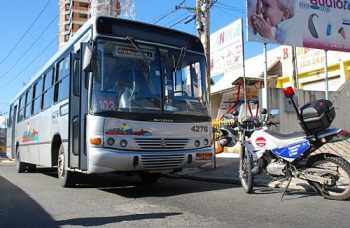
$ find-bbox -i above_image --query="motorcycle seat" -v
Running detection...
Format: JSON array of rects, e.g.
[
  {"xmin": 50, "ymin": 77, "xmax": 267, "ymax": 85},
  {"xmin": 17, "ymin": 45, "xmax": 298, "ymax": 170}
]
[{"xmin": 266, "ymin": 131, "xmax": 307, "ymax": 147}]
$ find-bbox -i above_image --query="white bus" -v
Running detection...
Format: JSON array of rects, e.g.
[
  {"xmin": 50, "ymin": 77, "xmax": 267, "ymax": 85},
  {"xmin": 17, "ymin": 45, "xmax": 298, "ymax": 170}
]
[{"xmin": 6, "ymin": 16, "xmax": 213, "ymax": 187}]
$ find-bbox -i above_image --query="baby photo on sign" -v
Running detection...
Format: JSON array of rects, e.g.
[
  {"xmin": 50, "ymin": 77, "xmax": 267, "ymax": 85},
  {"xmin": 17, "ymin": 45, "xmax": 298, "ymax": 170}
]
[
  {"xmin": 247, "ymin": 0, "xmax": 300, "ymax": 45},
  {"xmin": 247, "ymin": 0, "xmax": 350, "ymax": 51}
]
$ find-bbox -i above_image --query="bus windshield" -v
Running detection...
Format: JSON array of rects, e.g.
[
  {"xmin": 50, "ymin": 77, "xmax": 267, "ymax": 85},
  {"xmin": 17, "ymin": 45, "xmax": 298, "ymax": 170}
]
[{"xmin": 91, "ymin": 39, "xmax": 208, "ymax": 116}]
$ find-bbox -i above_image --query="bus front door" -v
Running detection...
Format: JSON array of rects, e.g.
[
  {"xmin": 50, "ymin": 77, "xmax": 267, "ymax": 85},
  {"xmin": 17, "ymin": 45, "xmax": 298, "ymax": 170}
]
[{"xmin": 69, "ymin": 47, "xmax": 88, "ymax": 171}]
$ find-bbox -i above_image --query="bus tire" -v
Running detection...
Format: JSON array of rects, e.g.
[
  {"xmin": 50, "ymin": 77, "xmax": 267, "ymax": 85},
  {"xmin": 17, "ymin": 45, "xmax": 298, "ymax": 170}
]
[
  {"xmin": 15, "ymin": 147, "xmax": 26, "ymax": 173},
  {"xmin": 58, "ymin": 144, "xmax": 77, "ymax": 187},
  {"xmin": 27, "ymin": 164, "xmax": 36, "ymax": 173}
]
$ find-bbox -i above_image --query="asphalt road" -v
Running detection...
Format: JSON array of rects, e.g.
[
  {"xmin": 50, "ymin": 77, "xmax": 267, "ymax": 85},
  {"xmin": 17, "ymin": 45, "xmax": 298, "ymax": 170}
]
[{"xmin": 1, "ymin": 162, "xmax": 349, "ymax": 228}]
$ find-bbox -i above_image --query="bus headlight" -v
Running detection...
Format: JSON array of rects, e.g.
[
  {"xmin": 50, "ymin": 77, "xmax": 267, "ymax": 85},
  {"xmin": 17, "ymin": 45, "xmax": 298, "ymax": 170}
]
[
  {"xmin": 194, "ymin": 140, "xmax": 200, "ymax": 147},
  {"xmin": 107, "ymin": 138, "xmax": 115, "ymax": 146},
  {"xmin": 120, "ymin": 140, "xmax": 128, "ymax": 148},
  {"xmin": 203, "ymin": 138, "xmax": 209, "ymax": 145}
]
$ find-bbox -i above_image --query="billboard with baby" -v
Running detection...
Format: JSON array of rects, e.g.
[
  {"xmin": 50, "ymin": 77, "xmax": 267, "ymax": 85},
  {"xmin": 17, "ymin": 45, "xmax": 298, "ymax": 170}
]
[{"xmin": 247, "ymin": 0, "xmax": 350, "ymax": 52}]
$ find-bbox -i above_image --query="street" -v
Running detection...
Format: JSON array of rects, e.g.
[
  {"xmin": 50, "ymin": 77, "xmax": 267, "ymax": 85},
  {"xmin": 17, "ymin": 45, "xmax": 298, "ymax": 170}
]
[{"xmin": 1, "ymin": 162, "xmax": 349, "ymax": 228}]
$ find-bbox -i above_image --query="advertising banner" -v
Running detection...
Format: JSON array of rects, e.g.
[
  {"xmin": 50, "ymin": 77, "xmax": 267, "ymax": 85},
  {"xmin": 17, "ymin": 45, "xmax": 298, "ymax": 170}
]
[
  {"xmin": 247, "ymin": 0, "xmax": 350, "ymax": 52},
  {"xmin": 210, "ymin": 18, "xmax": 244, "ymax": 78}
]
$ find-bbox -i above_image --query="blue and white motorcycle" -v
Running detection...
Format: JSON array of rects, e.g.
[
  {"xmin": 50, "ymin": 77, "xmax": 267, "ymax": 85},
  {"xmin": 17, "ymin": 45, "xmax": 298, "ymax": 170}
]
[{"xmin": 233, "ymin": 87, "xmax": 350, "ymax": 200}]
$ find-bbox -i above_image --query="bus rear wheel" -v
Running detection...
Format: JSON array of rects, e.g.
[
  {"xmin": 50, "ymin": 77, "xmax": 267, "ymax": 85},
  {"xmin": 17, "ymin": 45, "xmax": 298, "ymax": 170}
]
[
  {"xmin": 58, "ymin": 144, "xmax": 77, "ymax": 187},
  {"xmin": 15, "ymin": 147, "xmax": 27, "ymax": 173}
]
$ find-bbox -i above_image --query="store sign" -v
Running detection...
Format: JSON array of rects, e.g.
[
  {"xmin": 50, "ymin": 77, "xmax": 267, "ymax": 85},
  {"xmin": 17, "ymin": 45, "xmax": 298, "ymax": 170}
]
[{"xmin": 210, "ymin": 18, "xmax": 244, "ymax": 77}]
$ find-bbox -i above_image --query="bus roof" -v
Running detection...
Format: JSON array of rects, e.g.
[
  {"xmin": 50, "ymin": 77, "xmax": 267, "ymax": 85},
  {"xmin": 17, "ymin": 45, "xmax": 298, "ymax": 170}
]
[{"xmin": 10, "ymin": 16, "xmax": 203, "ymax": 104}]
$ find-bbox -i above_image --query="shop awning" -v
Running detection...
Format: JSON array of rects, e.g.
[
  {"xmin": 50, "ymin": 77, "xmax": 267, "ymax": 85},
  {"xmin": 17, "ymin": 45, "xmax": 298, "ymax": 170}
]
[{"xmin": 210, "ymin": 58, "xmax": 281, "ymax": 95}]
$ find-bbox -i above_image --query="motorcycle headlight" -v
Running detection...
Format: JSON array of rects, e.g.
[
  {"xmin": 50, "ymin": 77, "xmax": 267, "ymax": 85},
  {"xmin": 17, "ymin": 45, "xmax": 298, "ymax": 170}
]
[{"xmin": 219, "ymin": 138, "xmax": 229, "ymax": 146}]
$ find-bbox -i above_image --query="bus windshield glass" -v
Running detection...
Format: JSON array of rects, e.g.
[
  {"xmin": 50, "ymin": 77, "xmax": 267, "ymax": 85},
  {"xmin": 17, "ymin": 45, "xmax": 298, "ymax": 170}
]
[{"xmin": 91, "ymin": 39, "xmax": 208, "ymax": 116}]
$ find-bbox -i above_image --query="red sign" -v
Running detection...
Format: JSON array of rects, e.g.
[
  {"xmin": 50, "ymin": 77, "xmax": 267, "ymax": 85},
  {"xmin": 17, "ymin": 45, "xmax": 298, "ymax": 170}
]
[
  {"xmin": 255, "ymin": 137, "xmax": 266, "ymax": 147},
  {"xmin": 195, "ymin": 153, "xmax": 213, "ymax": 161}
]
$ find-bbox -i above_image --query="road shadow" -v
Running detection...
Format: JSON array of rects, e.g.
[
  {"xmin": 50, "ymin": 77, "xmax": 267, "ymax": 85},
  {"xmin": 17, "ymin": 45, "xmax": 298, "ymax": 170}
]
[
  {"xmin": 35, "ymin": 166, "xmax": 238, "ymax": 198},
  {"xmin": 253, "ymin": 186, "xmax": 320, "ymax": 200},
  {"xmin": 80, "ymin": 172, "xmax": 238, "ymax": 198},
  {"xmin": 0, "ymin": 175, "xmax": 58, "ymax": 227},
  {"xmin": 56, "ymin": 212, "xmax": 182, "ymax": 226}
]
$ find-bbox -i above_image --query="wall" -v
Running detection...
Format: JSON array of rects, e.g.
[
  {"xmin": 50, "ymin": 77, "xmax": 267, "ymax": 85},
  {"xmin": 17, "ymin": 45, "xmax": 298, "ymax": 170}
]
[{"xmin": 262, "ymin": 81, "xmax": 350, "ymax": 134}]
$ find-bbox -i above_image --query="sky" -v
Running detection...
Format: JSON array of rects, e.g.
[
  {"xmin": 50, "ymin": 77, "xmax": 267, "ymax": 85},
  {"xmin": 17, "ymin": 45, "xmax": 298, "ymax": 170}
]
[{"xmin": 0, "ymin": 0, "xmax": 272, "ymax": 115}]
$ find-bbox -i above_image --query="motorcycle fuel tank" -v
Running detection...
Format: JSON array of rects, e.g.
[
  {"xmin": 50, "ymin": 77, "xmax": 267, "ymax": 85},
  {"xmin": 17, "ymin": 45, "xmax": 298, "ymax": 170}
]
[{"xmin": 270, "ymin": 140, "xmax": 310, "ymax": 162}]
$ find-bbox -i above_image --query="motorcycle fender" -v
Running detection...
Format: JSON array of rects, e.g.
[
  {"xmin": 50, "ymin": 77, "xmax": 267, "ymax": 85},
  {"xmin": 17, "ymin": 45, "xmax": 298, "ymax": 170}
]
[
  {"xmin": 243, "ymin": 141, "xmax": 264, "ymax": 161},
  {"xmin": 318, "ymin": 128, "xmax": 350, "ymax": 143}
]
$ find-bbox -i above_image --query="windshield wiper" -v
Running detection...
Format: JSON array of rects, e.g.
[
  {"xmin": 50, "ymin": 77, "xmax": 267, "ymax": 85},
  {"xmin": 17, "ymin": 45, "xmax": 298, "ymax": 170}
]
[
  {"xmin": 126, "ymin": 36, "xmax": 151, "ymax": 71},
  {"xmin": 174, "ymin": 46, "xmax": 187, "ymax": 70}
]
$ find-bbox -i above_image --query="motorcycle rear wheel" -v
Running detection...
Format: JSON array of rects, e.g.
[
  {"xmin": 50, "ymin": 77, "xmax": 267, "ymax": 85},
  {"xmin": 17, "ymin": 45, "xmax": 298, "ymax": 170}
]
[
  {"xmin": 307, "ymin": 154, "xmax": 350, "ymax": 201},
  {"xmin": 239, "ymin": 148, "xmax": 254, "ymax": 193}
]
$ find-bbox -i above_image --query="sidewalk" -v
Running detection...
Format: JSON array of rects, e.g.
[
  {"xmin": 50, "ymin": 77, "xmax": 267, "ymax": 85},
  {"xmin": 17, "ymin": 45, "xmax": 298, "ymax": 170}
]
[
  {"xmin": 168, "ymin": 152, "xmax": 313, "ymax": 191},
  {"xmin": 168, "ymin": 141, "xmax": 350, "ymax": 191}
]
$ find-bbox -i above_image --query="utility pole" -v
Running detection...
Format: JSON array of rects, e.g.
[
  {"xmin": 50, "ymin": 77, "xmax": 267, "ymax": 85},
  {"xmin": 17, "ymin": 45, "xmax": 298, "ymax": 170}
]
[{"xmin": 196, "ymin": 0, "xmax": 212, "ymax": 103}]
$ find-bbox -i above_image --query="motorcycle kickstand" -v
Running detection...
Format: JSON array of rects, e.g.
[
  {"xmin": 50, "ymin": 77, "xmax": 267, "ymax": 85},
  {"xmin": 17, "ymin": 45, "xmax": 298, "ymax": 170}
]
[
  {"xmin": 280, "ymin": 168, "xmax": 292, "ymax": 201},
  {"xmin": 280, "ymin": 177, "xmax": 292, "ymax": 201}
]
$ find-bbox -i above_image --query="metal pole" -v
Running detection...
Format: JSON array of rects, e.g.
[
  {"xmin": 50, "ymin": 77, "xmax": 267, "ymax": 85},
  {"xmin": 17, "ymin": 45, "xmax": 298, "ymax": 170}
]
[
  {"xmin": 324, "ymin": 50, "xmax": 329, "ymax": 100},
  {"xmin": 292, "ymin": 47, "xmax": 299, "ymax": 89},
  {"xmin": 263, "ymin": 43, "xmax": 268, "ymax": 109},
  {"xmin": 241, "ymin": 18, "xmax": 247, "ymax": 117}
]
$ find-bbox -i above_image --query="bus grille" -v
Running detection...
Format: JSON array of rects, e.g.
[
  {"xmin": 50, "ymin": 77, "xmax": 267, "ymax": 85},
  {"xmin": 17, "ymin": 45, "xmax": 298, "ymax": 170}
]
[
  {"xmin": 134, "ymin": 138, "xmax": 189, "ymax": 150},
  {"xmin": 141, "ymin": 154, "xmax": 185, "ymax": 169}
]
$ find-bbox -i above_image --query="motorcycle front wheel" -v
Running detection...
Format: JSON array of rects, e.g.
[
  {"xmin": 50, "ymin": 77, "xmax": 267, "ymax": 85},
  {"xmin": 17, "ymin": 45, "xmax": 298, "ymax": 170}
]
[
  {"xmin": 239, "ymin": 147, "xmax": 254, "ymax": 193},
  {"xmin": 307, "ymin": 154, "xmax": 350, "ymax": 201}
]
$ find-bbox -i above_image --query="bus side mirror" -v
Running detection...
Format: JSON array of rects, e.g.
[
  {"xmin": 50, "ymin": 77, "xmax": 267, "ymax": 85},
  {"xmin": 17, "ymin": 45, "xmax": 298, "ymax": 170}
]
[{"xmin": 82, "ymin": 42, "xmax": 94, "ymax": 72}]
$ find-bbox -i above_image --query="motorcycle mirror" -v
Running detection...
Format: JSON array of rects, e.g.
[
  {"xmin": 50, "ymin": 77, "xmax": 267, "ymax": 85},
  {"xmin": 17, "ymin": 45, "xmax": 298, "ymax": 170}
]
[
  {"xmin": 232, "ymin": 110, "xmax": 239, "ymax": 116},
  {"xmin": 261, "ymin": 108, "xmax": 268, "ymax": 115},
  {"xmin": 270, "ymin": 109, "xmax": 279, "ymax": 116},
  {"xmin": 283, "ymin": 86, "xmax": 295, "ymax": 98}
]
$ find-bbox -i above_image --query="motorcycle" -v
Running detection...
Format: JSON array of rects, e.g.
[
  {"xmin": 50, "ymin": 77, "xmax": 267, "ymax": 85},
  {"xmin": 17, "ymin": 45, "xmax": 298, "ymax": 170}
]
[{"xmin": 218, "ymin": 87, "xmax": 350, "ymax": 200}]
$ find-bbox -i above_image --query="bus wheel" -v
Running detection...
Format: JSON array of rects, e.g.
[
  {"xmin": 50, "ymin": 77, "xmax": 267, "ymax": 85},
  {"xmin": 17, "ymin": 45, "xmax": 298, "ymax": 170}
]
[
  {"xmin": 58, "ymin": 144, "xmax": 77, "ymax": 187},
  {"xmin": 15, "ymin": 147, "xmax": 26, "ymax": 173},
  {"xmin": 27, "ymin": 164, "xmax": 36, "ymax": 173},
  {"xmin": 139, "ymin": 172, "xmax": 160, "ymax": 184}
]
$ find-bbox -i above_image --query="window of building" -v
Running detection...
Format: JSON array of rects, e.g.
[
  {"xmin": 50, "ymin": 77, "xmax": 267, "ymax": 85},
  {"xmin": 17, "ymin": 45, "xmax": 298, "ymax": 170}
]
[
  {"xmin": 64, "ymin": 34, "xmax": 70, "ymax": 42},
  {"xmin": 65, "ymin": 3, "xmax": 70, "ymax": 11},
  {"xmin": 79, "ymin": 13, "xmax": 88, "ymax": 19},
  {"xmin": 65, "ymin": 14, "xmax": 70, "ymax": 21},
  {"xmin": 79, "ymin": 2, "xmax": 89, "ymax": 8},
  {"xmin": 65, "ymin": 24, "xmax": 70, "ymax": 31}
]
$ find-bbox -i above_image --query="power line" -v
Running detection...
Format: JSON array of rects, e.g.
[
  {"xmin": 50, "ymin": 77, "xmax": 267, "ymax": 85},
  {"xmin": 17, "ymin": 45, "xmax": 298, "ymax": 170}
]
[
  {"xmin": 0, "ymin": 36, "xmax": 57, "ymax": 90},
  {"xmin": 0, "ymin": 15, "xmax": 58, "ymax": 81},
  {"xmin": 170, "ymin": 14, "xmax": 195, "ymax": 28},
  {"xmin": 164, "ymin": 11, "xmax": 189, "ymax": 27},
  {"xmin": 153, "ymin": 0, "xmax": 186, "ymax": 25},
  {"xmin": 216, "ymin": 1, "xmax": 245, "ymax": 13},
  {"xmin": 0, "ymin": 0, "xmax": 52, "ymax": 65}
]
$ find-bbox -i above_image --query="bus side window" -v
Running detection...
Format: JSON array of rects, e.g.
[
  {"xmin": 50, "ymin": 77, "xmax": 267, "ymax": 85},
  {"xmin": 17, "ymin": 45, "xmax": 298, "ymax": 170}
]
[
  {"xmin": 8, "ymin": 105, "xmax": 12, "ymax": 127},
  {"xmin": 32, "ymin": 77, "xmax": 43, "ymax": 115},
  {"xmin": 18, "ymin": 96, "xmax": 25, "ymax": 122},
  {"xmin": 24, "ymin": 87, "xmax": 33, "ymax": 119},
  {"xmin": 55, "ymin": 55, "xmax": 70, "ymax": 102},
  {"xmin": 42, "ymin": 69, "xmax": 54, "ymax": 110}
]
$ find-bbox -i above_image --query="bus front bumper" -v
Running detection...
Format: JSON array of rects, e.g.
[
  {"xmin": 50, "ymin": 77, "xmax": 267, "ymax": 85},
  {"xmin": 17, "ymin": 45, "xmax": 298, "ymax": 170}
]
[{"xmin": 87, "ymin": 147, "xmax": 213, "ymax": 174}]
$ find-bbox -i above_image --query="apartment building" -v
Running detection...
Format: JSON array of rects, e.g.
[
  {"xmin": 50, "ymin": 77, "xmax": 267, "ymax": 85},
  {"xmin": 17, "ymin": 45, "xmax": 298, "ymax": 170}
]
[{"xmin": 59, "ymin": 0, "xmax": 91, "ymax": 48}]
